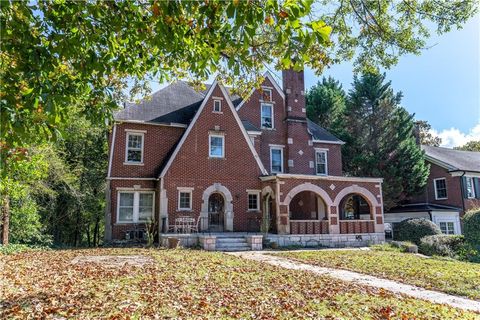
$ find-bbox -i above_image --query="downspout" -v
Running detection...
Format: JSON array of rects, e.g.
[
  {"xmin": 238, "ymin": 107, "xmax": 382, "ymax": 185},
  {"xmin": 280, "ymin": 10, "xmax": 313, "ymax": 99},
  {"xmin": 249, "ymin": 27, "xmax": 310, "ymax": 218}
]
[{"xmin": 104, "ymin": 123, "xmax": 117, "ymax": 243}]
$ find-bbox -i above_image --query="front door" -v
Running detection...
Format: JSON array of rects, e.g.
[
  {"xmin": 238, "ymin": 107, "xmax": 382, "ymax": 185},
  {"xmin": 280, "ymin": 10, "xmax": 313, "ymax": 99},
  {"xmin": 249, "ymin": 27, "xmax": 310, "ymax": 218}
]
[{"xmin": 208, "ymin": 193, "xmax": 224, "ymax": 232}]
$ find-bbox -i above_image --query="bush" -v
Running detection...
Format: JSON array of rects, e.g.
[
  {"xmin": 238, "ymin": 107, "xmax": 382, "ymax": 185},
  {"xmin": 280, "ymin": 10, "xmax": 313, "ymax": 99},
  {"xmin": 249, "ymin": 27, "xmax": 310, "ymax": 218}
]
[
  {"xmin": 371, "ymin": 241, "xmax": 418, "ymax": 253},
  {"xmin": 463, "ymin": 208, "xmax": 480, "ymax": 247},
  {"xmin": 419, "ymin": 234, "xmax": 465, "ymax": 257},
  {"xmin": 0, "ymin": 243, "xmax": 49, "ymax": 255},
  {"xmin": 394, "ymin": 218, "xmax": 441, "ymax": 245}
]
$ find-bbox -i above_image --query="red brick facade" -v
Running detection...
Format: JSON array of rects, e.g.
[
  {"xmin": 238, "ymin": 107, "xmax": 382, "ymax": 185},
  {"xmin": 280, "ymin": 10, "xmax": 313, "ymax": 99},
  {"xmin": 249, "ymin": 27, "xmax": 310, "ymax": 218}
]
[
  {"xmin": 106, "ymin": 70, "xmax": 384, "ymax": 240},
  {"xmin": 410, "ymin": 161, "xmax": 480, "ymax": 216}
]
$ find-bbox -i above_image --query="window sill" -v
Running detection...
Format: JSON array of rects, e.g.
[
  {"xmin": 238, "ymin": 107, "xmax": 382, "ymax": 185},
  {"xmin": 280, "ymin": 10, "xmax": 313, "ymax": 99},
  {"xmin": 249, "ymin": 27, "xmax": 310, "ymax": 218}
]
[
  {"xmin": 208, "ymin": 157, "xmax": 226, "ymax": 160},
  {"xmin": 316, "ymin": 173, "xmax": 328, "ymax": 176},
  {"xmin": 212, "ymin": 111, "xmax": 223, "ymax": 114},
  {"xmin": 247, "ymin": 209, "xmax": 260, "ymax": 213},
  {"xmin": 435, "ymin": 197, "xmax": 448, "ymax": 200},
  {"xmin": 261, "ymin": 127, "xmax": 275, "ymax": 131},
  {"xmin": 123, "ymin": 162, "xmax": 144, "ymax": 166},
  {"xmin": 177, "ymin": 209, "xmax": 193, "ymax": 212}
]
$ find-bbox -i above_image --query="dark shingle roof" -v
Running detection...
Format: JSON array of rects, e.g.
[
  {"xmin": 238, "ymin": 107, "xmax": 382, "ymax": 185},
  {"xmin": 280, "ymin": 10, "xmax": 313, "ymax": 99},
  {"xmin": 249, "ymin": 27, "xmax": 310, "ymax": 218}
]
[
  {"xmin": 422, "ymin": 145, "xmax": 480, "ymax": 173},
  {"xmin": 115, "ymin": 81, "xmax": 205, "ymax": 125},
  {"xmin": 386, "ymin": 203, "xmax": 461, "ymax": 213},
  {"xmin": 241, "ymin": 120, "xmax": 260, "ymax": 132},
  {"xmin": 307, "ymin": 119, "xmax": 344, "ymax": 143}
]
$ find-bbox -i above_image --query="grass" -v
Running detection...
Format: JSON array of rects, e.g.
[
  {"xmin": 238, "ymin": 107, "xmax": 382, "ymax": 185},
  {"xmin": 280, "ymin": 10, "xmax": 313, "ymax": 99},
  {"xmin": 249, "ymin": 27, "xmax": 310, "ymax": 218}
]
[
  {"xmin": 1, "ymin": 248, "xmax": 478, "ymax": 319},
  {"xmin": 275, "ymin": 248, "xmax": 480, "ymax": 300}
]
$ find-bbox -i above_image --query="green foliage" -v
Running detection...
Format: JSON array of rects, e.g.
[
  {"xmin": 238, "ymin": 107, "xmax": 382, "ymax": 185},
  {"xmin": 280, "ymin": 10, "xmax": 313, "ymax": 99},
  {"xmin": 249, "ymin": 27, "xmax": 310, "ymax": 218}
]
[
  {"xmin": 455, "ymin": 140, "xmax": 480, "ymax": 152},
  {"xmin": 419, "ymin": 234, "xmax": 465, "ymax": 258},
  {"xmin": 277, "ymin": 249, "xmax": 480, "ymax": 299},
  {"xmin": 306, "ymin": 76, "xmax": 346, "ymax": 130},
  {"xmin": 0, "ymin": 243, "xmax": 49, "ymax": 255},
  {"xmin": 338, "ymin": 73, "xmax": 430, "ymax": 209},
  {"xmin": 414, "ymin": 120, "xmax": 442, "ymax": 146},
  {"xmin": 1, "ymin": 0, "xmax": 331, "ymax": 150},
  {"xmin": 394, "ymin": 218, "xmax": 441, "ymax": 245},
  {"xmin": 463, "ymin": 208, "xmax": 480, "ymax": 246}
]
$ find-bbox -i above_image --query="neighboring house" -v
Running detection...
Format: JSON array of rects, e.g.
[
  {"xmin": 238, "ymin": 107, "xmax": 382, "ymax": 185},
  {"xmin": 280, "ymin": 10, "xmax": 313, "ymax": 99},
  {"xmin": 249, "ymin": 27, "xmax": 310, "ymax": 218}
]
[
  {"xmin": 105, "ymin": 69, "xmax": 385, "ymax": 248},
  {"xmin": 385, "ymin": 145, "xmax": 480, "ymax": 235}
]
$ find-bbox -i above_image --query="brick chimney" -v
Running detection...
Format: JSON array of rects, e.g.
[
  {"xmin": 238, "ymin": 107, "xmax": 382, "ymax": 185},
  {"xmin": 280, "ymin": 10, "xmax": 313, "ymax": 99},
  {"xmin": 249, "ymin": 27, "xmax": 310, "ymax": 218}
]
[
  {"xmin": 283, "ymin": 68, "xmax": 311, "ymax": 174},
  {"xmin": 282, "ymin": 68, "xmax": 306, "ymax": 119}
]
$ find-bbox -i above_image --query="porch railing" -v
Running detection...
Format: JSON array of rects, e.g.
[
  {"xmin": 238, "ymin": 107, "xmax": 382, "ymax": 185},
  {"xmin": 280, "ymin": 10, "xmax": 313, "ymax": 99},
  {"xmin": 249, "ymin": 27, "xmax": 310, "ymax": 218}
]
[
  {"xmin": 339, "ymin": 220, "xmax": 375, "ymax": 234},
  {"xmin": 290, "ymin": 220, "xmax": 329, "ymax": 234}
]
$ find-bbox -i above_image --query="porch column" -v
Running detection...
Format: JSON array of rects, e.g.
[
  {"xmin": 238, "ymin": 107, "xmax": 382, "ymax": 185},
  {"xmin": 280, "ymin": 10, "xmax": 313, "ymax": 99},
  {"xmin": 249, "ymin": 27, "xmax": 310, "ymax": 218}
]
[
  {"xmin": 329, "ymin": 206, "xmax": 340, "ymax": 234},
  {"xmin": 277, "ymin": 204, "xmax": 290, "ymax": 234},
  {"xmin": 374, "ymin": 206, "xmax": 385, "ymax": 233},
  {"xmin": 159, "ymin": 188, "xmax": 169, "ymax": 233}
]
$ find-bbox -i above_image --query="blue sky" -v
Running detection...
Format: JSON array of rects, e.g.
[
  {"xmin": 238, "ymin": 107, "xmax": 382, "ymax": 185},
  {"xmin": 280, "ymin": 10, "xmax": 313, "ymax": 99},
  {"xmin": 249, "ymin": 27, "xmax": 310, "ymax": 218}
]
[{"xmin": 304, "ymin": 13, "xmax": 480, "ymax": 148}]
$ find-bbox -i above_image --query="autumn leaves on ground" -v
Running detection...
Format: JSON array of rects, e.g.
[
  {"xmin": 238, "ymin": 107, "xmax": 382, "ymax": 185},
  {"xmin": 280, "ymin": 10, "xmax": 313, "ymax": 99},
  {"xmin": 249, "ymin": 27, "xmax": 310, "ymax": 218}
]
[{"xmin": 1, "ymin": 248, "xmax": 479, "ymax": 319}]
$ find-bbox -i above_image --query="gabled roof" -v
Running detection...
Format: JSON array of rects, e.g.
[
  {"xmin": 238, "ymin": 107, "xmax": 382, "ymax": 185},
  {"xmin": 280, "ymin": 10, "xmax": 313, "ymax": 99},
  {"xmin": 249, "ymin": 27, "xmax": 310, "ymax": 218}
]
[
  {"xmin": 422, "ymin": 145, "xmax": 480, "ymax": 173},
  {"xmin": 158, "ymin": 82, "xmax": 268, "ymax": 178},
  {"xmin": 307, "ymin": 119, "xmax": 344, "ymax": 144}
]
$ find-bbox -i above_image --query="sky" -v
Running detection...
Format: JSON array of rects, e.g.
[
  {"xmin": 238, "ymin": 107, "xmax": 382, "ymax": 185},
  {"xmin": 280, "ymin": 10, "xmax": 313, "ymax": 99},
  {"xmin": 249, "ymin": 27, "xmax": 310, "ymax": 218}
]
[{"xmin": 306, "ymin": 13, "xmax": 480, "ymax": 148}]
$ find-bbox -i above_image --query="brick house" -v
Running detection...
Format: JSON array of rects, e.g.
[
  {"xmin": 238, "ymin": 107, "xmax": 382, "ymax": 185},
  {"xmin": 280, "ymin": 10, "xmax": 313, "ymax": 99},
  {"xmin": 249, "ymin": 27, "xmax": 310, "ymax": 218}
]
[
  {"xmin": 385, "ymin": 145, "xmax": 480, "ymax": 235},
  {"xmin": 105, "ymin": 69, "xmax": 385, "ymax": 248}
]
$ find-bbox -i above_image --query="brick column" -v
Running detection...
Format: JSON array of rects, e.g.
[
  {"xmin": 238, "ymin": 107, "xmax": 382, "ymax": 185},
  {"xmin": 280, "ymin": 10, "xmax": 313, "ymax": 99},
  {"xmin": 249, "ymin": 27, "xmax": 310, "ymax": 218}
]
[
  {"xmin": 374, "ymin": 206, "xmax": 385, "ymax": 233},
  {"xmin": 329, "ymin": 206, "xmax": 340, "ymax": 234},
  {"xmin": 277, "ymin": 204, "xmax": 290, "ymax": 234}
]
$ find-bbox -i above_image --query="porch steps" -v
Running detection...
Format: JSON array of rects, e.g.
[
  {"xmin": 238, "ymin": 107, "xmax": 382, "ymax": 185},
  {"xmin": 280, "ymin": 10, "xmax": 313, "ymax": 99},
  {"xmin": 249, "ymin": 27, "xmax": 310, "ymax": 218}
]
[{"xmin": 215, "ymin": 237, "xmax": 251, "ymax": 252}]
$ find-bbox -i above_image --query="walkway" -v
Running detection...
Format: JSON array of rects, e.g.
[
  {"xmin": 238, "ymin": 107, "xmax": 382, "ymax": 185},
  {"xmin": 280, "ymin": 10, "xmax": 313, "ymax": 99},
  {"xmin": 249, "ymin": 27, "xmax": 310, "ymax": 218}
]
[{"xmin": 229, "ymin": 251, "xmax": 480, "ymax": 313}]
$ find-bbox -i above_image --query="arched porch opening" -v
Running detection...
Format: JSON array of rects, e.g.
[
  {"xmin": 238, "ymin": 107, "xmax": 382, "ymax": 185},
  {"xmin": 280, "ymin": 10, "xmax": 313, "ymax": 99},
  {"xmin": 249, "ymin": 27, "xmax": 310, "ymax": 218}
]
[
  {"xmin": 339, "ymin": 193, "xmax": 373, "ymax": 220},
  {"xmin": 289, "ymin": 191, "xmax": 328, "ymax": 221}
]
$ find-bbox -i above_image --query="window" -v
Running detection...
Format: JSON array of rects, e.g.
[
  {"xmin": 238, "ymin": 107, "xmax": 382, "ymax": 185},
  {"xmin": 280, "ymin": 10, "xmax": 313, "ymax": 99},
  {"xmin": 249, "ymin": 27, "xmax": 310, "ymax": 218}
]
[
  {"xmin": 209, "ymin": 134, "xmax": 224, "ymax": 158},
  {"xmin": 465, "ymin": 177, "xmax": 476, "ymax": 199},
  {"xmin": 178, "ymin": 190, "xmax": 192, "ymax": 211},
  {"xmin": 261, "ymin": 103, "xmax": 273, "ymax": 129},
  {"xmin": 117, "ymin": 191, "xmax": 154, "ymax": 223},
  {"xmin": 270, "ymin": 147, "xmax": 283, "ymax": 173},
  {"xmin": 262, "ymin": 88, "xmax": 272, "ymax": 101},
  {"xmin": 126, "ymin": 132, "xmax": 144, "ymax": 163},
  {"xmin": 439, "ymin": 221, "xmax": 455, "ymax": 235},
  {"xmin": 315, "ymin": 150, "xmax": 328, "ymax": 175},
  {"xmin": 213, "ymin": 99, "xmax": 222, "ymax": 113},
  {"xmin": 434, "ymin": 178, "xmax": 447, "ymax": 200},
  {"xmin": 247, "ymin": 192, "xmax": 260, "ymax": 211}
]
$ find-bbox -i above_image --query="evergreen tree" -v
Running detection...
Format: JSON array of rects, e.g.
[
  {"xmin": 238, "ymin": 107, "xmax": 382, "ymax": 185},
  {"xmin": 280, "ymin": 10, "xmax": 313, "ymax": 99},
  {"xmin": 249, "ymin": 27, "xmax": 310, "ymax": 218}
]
[
  {"xmin": 306, "ymin": 77, "xmax": 346, "ymax": 131},
  {"xmin": 341, "ymin": 73, "xmax": 429, "ymax": 209}
]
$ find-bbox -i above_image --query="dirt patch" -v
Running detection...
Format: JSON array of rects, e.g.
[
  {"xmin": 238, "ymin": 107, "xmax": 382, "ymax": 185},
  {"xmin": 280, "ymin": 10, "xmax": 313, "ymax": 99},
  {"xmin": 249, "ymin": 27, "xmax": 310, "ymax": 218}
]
[{"xmin": 71, "ymin": 255, "xmax": 154, "ymax": 268}]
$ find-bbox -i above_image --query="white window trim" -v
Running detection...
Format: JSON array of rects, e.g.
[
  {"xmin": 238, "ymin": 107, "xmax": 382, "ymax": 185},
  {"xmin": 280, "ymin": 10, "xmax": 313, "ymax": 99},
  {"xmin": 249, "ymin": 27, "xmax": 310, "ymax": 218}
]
[
  {"xmin": 270, "ymin": 147, "xmax": 284, "ymax": 174},
  {"xmin": 247, "ymin": 190, "xmax": 261, "ymax": 211},
  {"xmin": 209, "ymin": 134, "xmax": 225, "ymax": 158},
  {"xmin": 213, "ymin": 99, "xmax": 222, "ymax": 113},
  {"xmin": 434, "ymin": 178, "xmax": 448, "ymax": 200},
  {"xmin": 261, "ymin": 103, "xmax": 274, "ymax": 129},
  {"xmin": 177, "ymin": 188, "xmax": 193, "ymax": 211},
  {"xmin": 438, "ymin": 221, "xmax": 456, "ymax": 235},
  {"xmin": 261, "ymin": 88, "xmax": 273, "ymax": 102},
  {"xmin": 116, "ymin": 190, "xmax": 155, "ymax": 224},
  {"xmin": 125, "ymin": 131, "xmax": 144, "ymax": 164},
  {"xmin": 465, "ymin": 176, "xmax": 476, "ymax": 199},
  {"xmin": 315, "ymin": 150, "xmax": 328, "ymax": 176}
]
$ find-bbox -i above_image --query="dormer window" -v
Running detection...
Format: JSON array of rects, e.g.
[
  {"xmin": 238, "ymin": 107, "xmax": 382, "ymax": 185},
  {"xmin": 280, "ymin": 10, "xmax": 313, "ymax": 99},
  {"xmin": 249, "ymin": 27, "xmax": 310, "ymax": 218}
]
[
  {"xmin": 261, "ymin": 103, "xmax": 273, "ymax": 129},
  {"xmin": 262, "ymin": 88, "xmax": 272, "ymax": 101},
  {"xmin": 213, "ymin": 99, "xmax": 222, "ymax": 113}
]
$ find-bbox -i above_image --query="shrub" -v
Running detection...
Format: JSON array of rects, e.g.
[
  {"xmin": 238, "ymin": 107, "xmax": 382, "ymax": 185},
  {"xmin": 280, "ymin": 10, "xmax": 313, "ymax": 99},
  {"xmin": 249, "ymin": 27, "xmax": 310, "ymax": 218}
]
[
  {"xmin": 463, "ymin": 208, "xmax": 480, "ymax": 247},
  {"xmin": 394, "ymin": 218, "xmax": 441, "ymax": 245},
  {"xmin": 371, "ymin": 241, "xmax": 418, "ymax": 253},
  {"xmin": 419, "ymin": 235, "xmax": 465, "ymax": 257},
  {"xmin": 0, "ymin": 243, "xmax": 49, "ymax": 255}
]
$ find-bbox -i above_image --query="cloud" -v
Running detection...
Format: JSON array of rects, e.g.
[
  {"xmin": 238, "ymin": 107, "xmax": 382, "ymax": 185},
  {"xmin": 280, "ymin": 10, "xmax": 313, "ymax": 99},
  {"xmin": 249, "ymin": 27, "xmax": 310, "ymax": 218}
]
[{"xmin": 431, "ymin": 124, "xmax": 480, "ymax": 148}]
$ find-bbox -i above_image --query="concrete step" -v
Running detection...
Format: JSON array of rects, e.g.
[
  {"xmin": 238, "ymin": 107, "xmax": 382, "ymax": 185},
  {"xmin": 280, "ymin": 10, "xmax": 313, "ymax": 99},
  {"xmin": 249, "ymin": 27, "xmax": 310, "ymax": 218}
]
[
  {"xmin": 216, "ymin": 242, "xmax": 249, "ymax": 248},
  {"xmin": 216, "ymin": 238, "xmax": 248, "ymax": 243},
  {"xmin": 216, "ymin": 246, "xmax": 251, "ymax": 252}
]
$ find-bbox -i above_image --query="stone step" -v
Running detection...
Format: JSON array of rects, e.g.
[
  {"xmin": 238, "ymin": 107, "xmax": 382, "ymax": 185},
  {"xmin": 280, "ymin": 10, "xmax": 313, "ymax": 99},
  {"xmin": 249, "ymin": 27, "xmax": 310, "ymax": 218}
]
[
  {"xmin": 216, "ymin": 246, "xmax": 251, "ymax": 252},
  {"xmin": 216, "ymin": 238, "xmax": 248, "ymax": 244},
  {"xmin": 216, "ymin": 241, "xmax": 249, "ymax": 248}
]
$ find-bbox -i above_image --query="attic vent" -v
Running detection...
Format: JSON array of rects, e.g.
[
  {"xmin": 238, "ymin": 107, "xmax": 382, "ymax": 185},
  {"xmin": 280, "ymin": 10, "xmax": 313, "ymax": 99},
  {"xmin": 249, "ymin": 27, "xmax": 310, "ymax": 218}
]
[{"xmin": 214, "ymin": 125, "xmax": 220, "ymax": 131}]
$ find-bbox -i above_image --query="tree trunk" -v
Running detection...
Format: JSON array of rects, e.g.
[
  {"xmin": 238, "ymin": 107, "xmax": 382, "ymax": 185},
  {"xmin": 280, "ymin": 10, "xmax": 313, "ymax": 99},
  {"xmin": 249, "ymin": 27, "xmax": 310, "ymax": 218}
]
[
  {"xmin": 86, "ymin": 223, "xmax": 91, "ymax": 247},
  {"xmin": 93, "ymin": 216, "xmax": 100, "ymax": 247},
  {"xmin": 1, "ymin": 195, "xmax": 10, "ymax": 245}
]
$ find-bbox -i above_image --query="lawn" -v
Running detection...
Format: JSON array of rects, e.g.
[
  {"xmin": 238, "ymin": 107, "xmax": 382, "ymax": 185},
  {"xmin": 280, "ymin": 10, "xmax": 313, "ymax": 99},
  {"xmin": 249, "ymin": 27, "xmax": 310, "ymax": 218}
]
[
  {"xmin": 274, "ymin": 249, "xmax": 480, "ymax": 300},
  {"xmin": 1, "ymin": 248, "xmax": 478, "ymax": 319}
]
